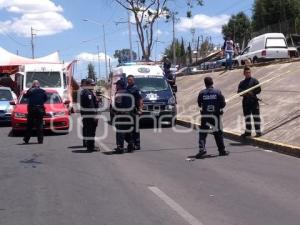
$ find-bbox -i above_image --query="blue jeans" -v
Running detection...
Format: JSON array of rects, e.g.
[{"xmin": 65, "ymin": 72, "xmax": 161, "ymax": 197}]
[{"xmin": 225, "ymin": 52, "xmax": 233, "ymax": 69}]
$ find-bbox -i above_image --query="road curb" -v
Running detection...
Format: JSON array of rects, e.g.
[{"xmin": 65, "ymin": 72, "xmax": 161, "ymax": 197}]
[{"xmin": 176, "ymin": 118, "xmax": 300, "ymax": 158}]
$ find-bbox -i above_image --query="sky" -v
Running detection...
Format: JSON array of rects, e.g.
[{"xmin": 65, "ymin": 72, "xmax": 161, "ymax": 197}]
[{"xmin": 0, "ymin": 0, "xmax": 254, "ymax": 80}]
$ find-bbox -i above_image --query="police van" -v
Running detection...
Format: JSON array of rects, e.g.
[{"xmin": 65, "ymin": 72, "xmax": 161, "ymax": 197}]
[{"xmin": 110, "ymin": 63, "xmax": 177, "ymax": 125}]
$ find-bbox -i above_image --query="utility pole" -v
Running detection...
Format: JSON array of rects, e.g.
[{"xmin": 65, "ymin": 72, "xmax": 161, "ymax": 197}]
[
  {"xmin": 31, "ymin": 27, "xmax": 36, "ymax": 59},
  {"xmin": 102, "ymin": 24, "xmax": 108, "ymax": 81},
  {"xmin": 172, "ymin": 13, "xmax": 176, "ymax": 65},
  {"xmin": 128, "ymin": 11, "xmax": 133, "ymax": 61},
  {"xmin": 97, "ymin": 45, "xmax": 101, "ymax": 82},
  {"xmin": 196, "ymin": 36, "xmax": 200, "ymax": 63}
]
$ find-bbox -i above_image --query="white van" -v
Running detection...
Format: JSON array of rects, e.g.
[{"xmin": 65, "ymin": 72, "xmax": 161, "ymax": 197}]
[
  {"xmin": 110, "ymin": 63, "xmax": 177, "ymax": 125},
  {"xmin": 14, "ymin": 63, "xmax": 69, "ymax": 100},
  {"xmin": 235, "ymin": 33, "xmax": 289, "ymax": 66}
]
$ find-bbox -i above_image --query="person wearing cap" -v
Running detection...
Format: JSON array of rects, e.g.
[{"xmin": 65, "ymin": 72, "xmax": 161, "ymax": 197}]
[
  {"xmin": 23, "ymin": 80, "xmax": 47, "ymax": 144},
  {"xmin": 195, "ymin": 76, "xmax": 229, "ymax": 158},
  {"xmin": 113, "ymin": 79, "xmax": 134, "ymax": 153},
  {"xmin": 126, "ymin": 75, "xmax": 143, "ymax": 150},
  {"xmin": 80, "ymin": 78, "xmax": 99, "ymax": 152}
]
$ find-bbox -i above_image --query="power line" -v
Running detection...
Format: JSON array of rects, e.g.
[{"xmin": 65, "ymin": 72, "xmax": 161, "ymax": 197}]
[{"xmin": 0, "ymin": 27, "xmax": 29, "ymax": 47}]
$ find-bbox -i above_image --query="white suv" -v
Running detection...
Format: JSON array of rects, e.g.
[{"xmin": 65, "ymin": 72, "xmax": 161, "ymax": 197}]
[{"xmin": 235, "ymin": 33, "xmax": 289, "ymax": 66}]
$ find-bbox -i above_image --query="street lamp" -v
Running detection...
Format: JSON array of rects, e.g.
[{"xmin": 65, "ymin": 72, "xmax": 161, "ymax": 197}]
[{"xmin": 83, "ymin": 19, "xmax": 108, "ymax": 81}]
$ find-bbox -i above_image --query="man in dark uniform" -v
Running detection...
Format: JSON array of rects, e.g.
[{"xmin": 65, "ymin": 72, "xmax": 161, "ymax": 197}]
[
  {"xmin": 80, "ymin": 78, "xmax": 99, "ymax": 152},
  {"xmin": 238, "ymin": 66, "xmax": 262, "ymax": 137},
  {"xmin": 126, "ymin": 75, "xmax": 143, "ymax": 150},
  {"xmin": 113, "ymin": 79, "xmax": 134, "ymax": 154},
  {"xmin": 23, "ymin": 80, "xmax": 47, "ymax": 144},
  {"xmin": 80, "ymin": 79, "xmax": 87, "ymax": 147},
  {"xmin": 162, "ymin": 55, "xmax": 171, "ymax": 74},
  {"xmin": 196, "ymin": 77, "xmax": 229, "ymax": 158}
]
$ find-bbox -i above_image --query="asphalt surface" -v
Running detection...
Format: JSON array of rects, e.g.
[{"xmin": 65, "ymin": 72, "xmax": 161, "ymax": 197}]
[{"xmin": 0, "ymin": 114, "xmax": 300, "ymax": 225}]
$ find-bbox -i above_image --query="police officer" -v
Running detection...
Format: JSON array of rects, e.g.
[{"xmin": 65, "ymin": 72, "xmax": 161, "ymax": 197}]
[
  {"xmin": 113, "ymin": 79, "xmax": 134, "ymax": 154},
  {"xmin": 238, "ymin": 66, "xmax": 262, "ymax": 137},
  {"xmin": 196, "ymin": 77, "xmax": 229, "ymax": 158},
  {"xmin": 23, "ymin": 80, "xmax": 47, "ymax": 144},
  {"xmin": 162, "ymin": 55, "xmax": 171, "ymax": 74},
  {"xmin": 80, "ymin": 79, "xmax": 87, "ymax": 147},
  {"xmin": 126, "ymin": 75, "xmax": 143, "ymax": 150},
  {"xmin": 80, "ymin": 78, "xmax": 99, "ymax": 152}
]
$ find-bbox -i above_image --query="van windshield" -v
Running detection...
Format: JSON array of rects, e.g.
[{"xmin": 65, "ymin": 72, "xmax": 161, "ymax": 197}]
[
  {"xmin": 266, "ymin": 38, "xmax": 287, "ymax": 48},
  {"xmin": 134, "ymin": 77, "xmax": 168, "ymax": 92},
  {"xmin": 26, "ymin": 72, "xmax": 62, "ymax": 88}
]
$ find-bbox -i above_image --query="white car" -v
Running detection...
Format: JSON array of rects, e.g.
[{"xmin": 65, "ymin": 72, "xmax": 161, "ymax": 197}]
[{"xmin": 235, "ymin": 33, "xmax": 289, "ymax": 66}]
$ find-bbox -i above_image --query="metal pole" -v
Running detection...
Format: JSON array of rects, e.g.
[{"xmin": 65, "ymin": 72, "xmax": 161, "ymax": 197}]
[
  {"xmin": 97, "ymin": 45, "xmax": 101, "ymax": 81},
  {"xmin": 172, "ymin": 14, "xmax": 176, "ymax": 65},
  {"xmin": 31, "ymin": 27, "xmax": 35, "ymax": 59},
  {"xmin": 102, "ymin": 24, "xmax": 108, "ymax": 81},
  {"xmin": 136, "ymin": 41, "xmax": 140, "ymax": 60},
  {"xmin": 128, "ymin": 11, "xmax": 133, "ymax": 61}
]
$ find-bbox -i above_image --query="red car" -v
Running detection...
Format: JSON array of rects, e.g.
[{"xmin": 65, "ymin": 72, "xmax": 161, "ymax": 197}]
[{"xmin": 11, "ymin": 90, "xmax": 70, "ymax": 133}]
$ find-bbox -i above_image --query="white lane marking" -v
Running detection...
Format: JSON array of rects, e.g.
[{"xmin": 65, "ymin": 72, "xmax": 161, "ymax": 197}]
[
  {"xmin": 148, "ymin": 186, "xmax": 204, "ymax": 225},
  {"xmin": 264, "ymin": 150, "xmax": 273, "ymax": 153}
]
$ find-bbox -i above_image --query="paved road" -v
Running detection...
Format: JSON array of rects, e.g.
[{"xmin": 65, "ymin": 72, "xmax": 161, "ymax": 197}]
[{"xmin": 0, "ymin": 114, "xmax": 300, "ymax": 225}]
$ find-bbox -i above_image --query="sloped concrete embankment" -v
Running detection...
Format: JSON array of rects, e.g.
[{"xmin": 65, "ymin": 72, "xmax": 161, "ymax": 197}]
[{"xmin": 176, "ymin": 61, "xmax": 300, "ymax": 154}]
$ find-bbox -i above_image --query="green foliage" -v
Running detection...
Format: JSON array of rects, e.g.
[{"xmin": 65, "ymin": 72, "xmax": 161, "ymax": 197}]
[
  {"xmin": 87, "ymin": 63, "xmax": 96, "ymax": 81},
  {"xmin": 252, "ymin": 0, "xmax": 300, "ymax": 33},
  {"xmin": 163, "ymin": 38, "xmax": 186, "ymax": 65},
  {"xmin": 222, "ymin": 12, "xmax": 251, "ymax": 48},
  {"xmin": 113, "ymin": 49, "xmax": 137, "ymax": 63},
  {"xmin": 199, "ymin": 37, "xmax": 214, "ymax": 57}
]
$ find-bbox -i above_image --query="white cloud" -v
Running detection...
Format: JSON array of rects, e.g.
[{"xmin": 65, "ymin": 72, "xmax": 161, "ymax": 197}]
[
  {"xmin": 0, "ymin": 0, "xmax": 72, "ymax": 37},
  {"xmin": 176, "ymin": 14, "xmax": 230, "ymax": 34},
  {"xmin": 76, "ymin": 52, "xmax": 115, "ymax": 63}
]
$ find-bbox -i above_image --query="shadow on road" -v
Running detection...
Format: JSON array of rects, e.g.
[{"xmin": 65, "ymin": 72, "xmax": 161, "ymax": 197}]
[
  {"xmin": 8, "ymin": 130, "xmax": 68, "ymax": 137},
  {"xmin": 137, "ymin": 147, "xmax": 196, "ymax": 152},
  {"xmin": 68, "ymin": 145, "xmax": 85, "ymax": 149},
  {"xmin": 71, "ymin": 150, "xmax": 92, "ymax": 153},
  {"xmin": 17, "ymin": 142, "xmax": 40, "ymax": 145},
  {"xmin": 187, "ymin": 154, "xmax": 219, "ymax": 160}
]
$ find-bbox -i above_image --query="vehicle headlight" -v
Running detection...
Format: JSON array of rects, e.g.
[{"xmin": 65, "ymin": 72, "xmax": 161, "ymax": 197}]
[
  {"xmin": 15, "ymin": 112, "xmax": 27, "ymax": 118},
  {"xmin": 53, "ymin": 111, "xmax": 66, "ymax": 117},
  {"xmin": 168, "ymin": 97, "xmax": 176, "ymax": 105},
  {"xmin": 4, "ymin": 105, "xmax": 13, "ymax": 114}
]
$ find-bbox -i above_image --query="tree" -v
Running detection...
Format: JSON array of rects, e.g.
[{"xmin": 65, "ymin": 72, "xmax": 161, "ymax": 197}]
[
  {"xmin": 114, "ymin": 48, "xmax": 137, "ymax": 64},
  {"xmin": 87, "ymin": 63, "xmax": 96, "ymax": 81},
  {"xmin": 252, "ymin": 0, "xmax": 300, "ymax": 34},
  {"xmin": 163, "ymin": 38, "xmax": 187, "ymax": 65},
  {"xmin": 187, "ymin": 42, "xmax": 192, "ymax": 64},
  {"xmin": 180, "ymin": 38, "xmax": 186, "ymax": 65},
  {"xmin": 199, "ymin": 37, "xmax": 214, "ymax": 57},
  {"xmin": 222, "ymin": 12, "xmax": 251, "ymax": 49},
  {"xmin": 114, "ymin": 0, "xmax": 203, "ymax": 61}
]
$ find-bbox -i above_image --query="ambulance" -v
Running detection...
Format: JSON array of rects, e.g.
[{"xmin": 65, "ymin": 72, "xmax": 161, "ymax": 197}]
[{"xmin": 110, "ymin": 63, "xmax": 177, "ymax": 125}]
